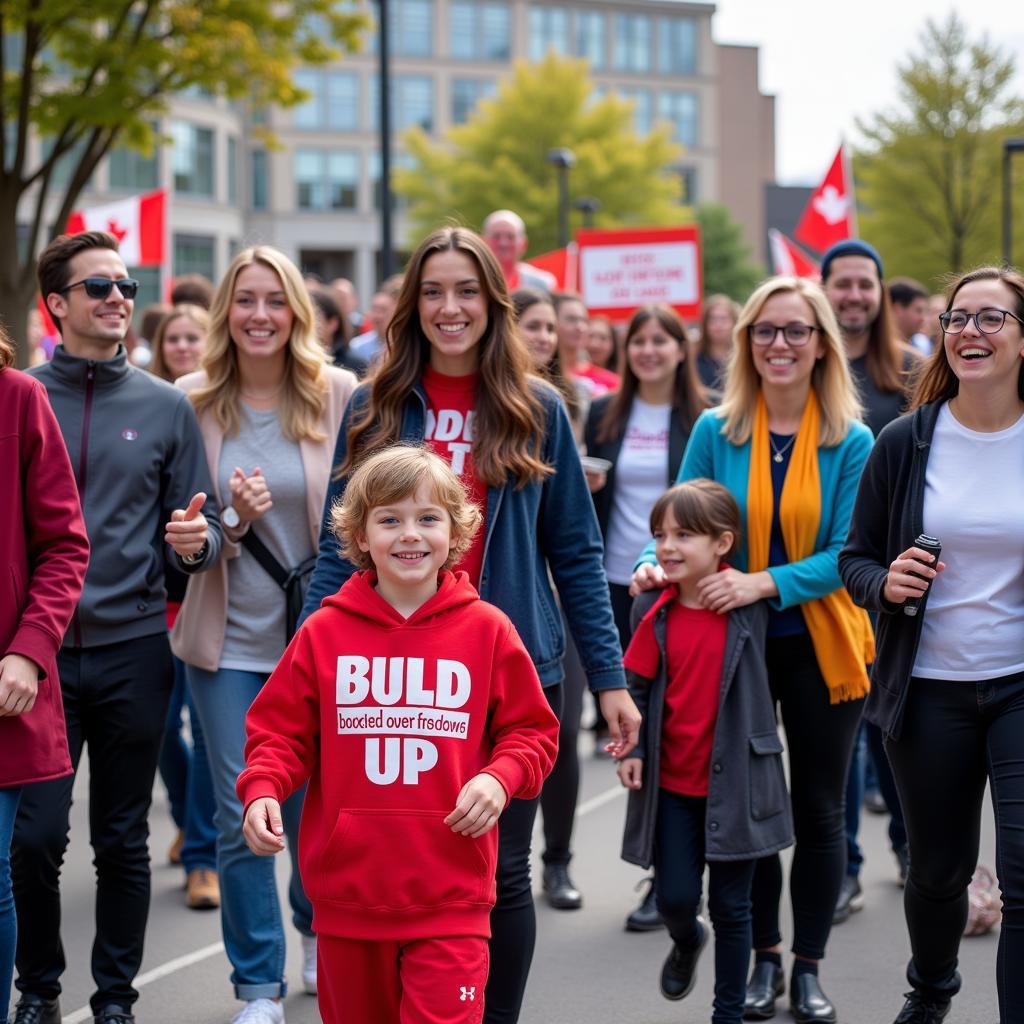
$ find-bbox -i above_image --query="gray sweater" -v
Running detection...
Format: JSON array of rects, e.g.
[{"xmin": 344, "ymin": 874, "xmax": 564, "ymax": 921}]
[{"xmin": 28, "ymin": 345, "xmax": 222, "ymax": 648}]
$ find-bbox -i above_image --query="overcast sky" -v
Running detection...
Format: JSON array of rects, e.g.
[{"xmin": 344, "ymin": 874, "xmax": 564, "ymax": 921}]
[{"xmin": 710, "ymin": 0, "xmax": 1024, "ymax": 185}]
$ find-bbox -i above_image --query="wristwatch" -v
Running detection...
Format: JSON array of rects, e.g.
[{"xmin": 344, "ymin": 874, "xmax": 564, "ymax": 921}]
[
  {"xmin": 181, "ymin": 542, "xmax": 208, "ymax": 566},
  {"xmin": 222, "ymin": 505, "xmax": 241, "ymax": 529}
]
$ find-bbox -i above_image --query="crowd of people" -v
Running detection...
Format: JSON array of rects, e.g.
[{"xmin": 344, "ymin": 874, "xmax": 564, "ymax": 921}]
[{"xmin": 1, "ymin": 211, "xmax": 1021, "ymax": 1024}]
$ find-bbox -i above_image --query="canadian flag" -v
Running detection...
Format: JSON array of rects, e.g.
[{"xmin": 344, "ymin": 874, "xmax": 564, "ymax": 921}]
[
  {"xmin": 768, "ymin": 230, "xmax": 821, "ymax": 280},
  {"xmin": 794, "ymin": 145, "xmax": 855, "ymax": 253},
  {"xmin": 65, "ymin": 189, "xmax": 166, "ymax": 267}
]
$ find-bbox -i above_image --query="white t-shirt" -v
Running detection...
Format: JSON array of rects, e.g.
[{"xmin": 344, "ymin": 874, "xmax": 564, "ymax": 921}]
[
  {"xmin": 913, "ymin": 403, "xmax": 1024, "ymax": 680},
  {"xmin": 603, "ymin": 399, "xmax": 671, "ymax": 585}
]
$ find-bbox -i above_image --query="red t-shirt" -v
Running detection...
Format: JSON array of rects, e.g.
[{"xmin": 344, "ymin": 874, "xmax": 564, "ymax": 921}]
[
  {"xmin": 623, "ymin": 589, "xmax": 727, "ymax": 796},
  {"xmin": 422, "ymin": 366, "xmax": 488, "ymax": 588},
  {"xmin": 574, "ymin": 362, "xmax": 621, "ymax": 398}
]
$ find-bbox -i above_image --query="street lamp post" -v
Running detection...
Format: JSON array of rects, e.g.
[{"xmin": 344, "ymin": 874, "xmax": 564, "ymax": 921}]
[
  {"xmin": 574, "ymin": 196, "xmax": 600, "ymax": 229},
  {"xmin": 547, "ymin": 148, "xmax": 576, "ymax": 248},
  {"xmin": 1003, "ymin": 139, "xmax": 1024, "ymax": 267},
  {"xmin": 378, "ymin": 0, "xmax": 394, "ymax": 279}
]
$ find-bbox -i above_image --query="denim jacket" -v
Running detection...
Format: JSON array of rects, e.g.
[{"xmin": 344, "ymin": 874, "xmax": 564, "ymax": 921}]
[{"xmin": 300, "ymin": 379, "xmax": 627, "ymax": 691}]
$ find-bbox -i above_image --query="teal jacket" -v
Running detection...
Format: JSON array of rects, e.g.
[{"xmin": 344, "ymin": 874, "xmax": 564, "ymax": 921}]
[{"xmin": 637, "ymin": 408, "xmax": 874, "ymax": 610}]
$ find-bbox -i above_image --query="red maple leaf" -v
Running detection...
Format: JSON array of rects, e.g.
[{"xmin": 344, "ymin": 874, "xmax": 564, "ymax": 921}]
[{"xmin": 106, "ymin": 218, "xmax": 128, "ymax": 243}]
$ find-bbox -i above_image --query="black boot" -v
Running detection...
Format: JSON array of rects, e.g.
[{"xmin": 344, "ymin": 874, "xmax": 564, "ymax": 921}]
[
  {"xmin": 9, "ymin": 996, "xmax": 62, "ymax": 1024},
  {"xmin": 625, "ymin": 875, "xmax": 664, "ymax": 932},
  {"xmin": 659, "ymin": 918, "xmax": 707, "ymax": 1000},
  {"xmin": 743, "ymin": 961, "xmax": 784, "ymax": 1020},
  {"xmin": 790, "ymin": 974, "xmax": 837, "ymax": 1023},
  {"xmin": 542, "ymin": 863, "xmax": 582, "ymax": 910},
  {"xmin": 892, "ymin": 991, "xmax": 951, "ymax": 1024}
]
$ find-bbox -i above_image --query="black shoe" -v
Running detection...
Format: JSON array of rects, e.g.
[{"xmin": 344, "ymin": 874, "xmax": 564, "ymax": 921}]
[
  {"xmin": 659, "ymin": 918, "xmax": 707, "ymax": 1000},
  {"xmin": 93, "ymin": 1005, "xmax": 135, "ymax": 1024},
  {"xmin": 790, "ymin": 974, "xmax": 837, "ymax": 1024},
  {"xmin": 895, "ymin": 847, "xmax": 910, "ymax": 887},
  {"xmin": 542, "ymin": 863, "xmax": 582, "ymax": 910},
  {"xmin": 864, "ymin": 787, "xmax": 889, "ymax": 814},
  {"xmin": 9, "ymin": 996, "xmax": 61, "ymax": 1024},
  {"xmin": 625, "ymin": 876, "xmax": 665, "ymax": 932},
  {"xmin": 892, "ymin": 991, "xmax": 951, "ymax": 1024},
  {"xmin": 743, "ymin": 961, "xmax": 784, "ymax": 1020},
  {"xmin": 832, "ymin": 873, "xmax": 864, "ymax": 925}
]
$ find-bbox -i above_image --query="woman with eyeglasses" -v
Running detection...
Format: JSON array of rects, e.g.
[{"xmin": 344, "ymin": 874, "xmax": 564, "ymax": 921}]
[
  {"xmin": 840, "ymin": 266, "xmax": 1024, "ymax": 1024},
  {"xmin": 632, "ymin": 277, "xmax": 873, "ymax": 1024}
]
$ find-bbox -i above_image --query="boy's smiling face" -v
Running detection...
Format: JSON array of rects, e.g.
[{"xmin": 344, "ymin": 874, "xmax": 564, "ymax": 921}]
[
  {"xmin": 357, "ymin": 483, "xmax": 454, "ymax": 598},
  {"xmin": 653, "ymin": 507, "xmax": 730, "ymax": 589}
]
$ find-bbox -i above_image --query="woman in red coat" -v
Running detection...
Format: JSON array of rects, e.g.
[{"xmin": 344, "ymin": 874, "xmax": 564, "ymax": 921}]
[{"xmin": 0, "ymin": 327, "xmax": 89, "ymax": 1020}]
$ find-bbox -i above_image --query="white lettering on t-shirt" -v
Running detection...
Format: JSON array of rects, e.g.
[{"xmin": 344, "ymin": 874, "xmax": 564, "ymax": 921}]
[{"xmin": 425, "ymin": 409, "xmax": 475, "ymax": 475}]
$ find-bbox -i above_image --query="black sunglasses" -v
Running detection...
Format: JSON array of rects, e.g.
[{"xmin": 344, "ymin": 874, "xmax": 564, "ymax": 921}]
[{"xmin": 61, "ymin": 277, "xmax": 140, "ymax": 300}]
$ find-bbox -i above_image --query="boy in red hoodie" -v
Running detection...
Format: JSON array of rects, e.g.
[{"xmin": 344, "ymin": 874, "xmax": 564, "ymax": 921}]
[{"xmin": 237, "ymin": 445, "xmax": 558, "ymax": 1024}]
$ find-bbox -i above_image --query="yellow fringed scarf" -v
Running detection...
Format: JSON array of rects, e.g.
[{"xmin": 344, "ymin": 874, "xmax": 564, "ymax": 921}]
[{"xmin": 748, "ymin": 391, "xmax": 873, "ymax": 704}]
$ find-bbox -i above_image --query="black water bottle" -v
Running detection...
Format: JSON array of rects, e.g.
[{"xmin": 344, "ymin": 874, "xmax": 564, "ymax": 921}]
[{"xmin": 903, "ymin": 534, "xmax": 942, "ymax": 617}]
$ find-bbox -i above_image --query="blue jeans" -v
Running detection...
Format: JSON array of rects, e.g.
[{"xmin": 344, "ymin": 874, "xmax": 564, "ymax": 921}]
[
  {"xmin": 1, "ymin": 786, "xmax": 22, "ymax": 1023},
  {"xmin": 655, "ymin": 789, "xmax": 757, "ymax": 1024},
  {"xmin": 186, "ymin": 666, "xmax": 313, "ymax": 1000},
  {"xmin": 159, "ymin": 657, "xmax": 217, "ymax": 872}
]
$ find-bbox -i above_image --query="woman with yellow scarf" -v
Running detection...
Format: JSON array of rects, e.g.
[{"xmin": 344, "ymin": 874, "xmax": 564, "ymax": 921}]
[{"xmin": 632, "ymin": 277, "xmax": 873, "ymax": 1023}]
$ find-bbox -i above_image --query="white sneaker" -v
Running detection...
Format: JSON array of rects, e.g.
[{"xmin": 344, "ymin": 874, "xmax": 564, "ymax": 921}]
[
  {"xmin": 231, "ymin": 998, "xmax": 285, "ymax": 1024},
  {"xmin": 301, "ymin": 934, "xmax": 317, "ymax": 995}
]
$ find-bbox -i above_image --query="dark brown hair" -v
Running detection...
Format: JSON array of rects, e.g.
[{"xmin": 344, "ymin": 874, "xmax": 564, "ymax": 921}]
[
  {"xmin": 912, "ymin": 265, "xmax": 1024, "ymax": 407},
  {"xmin": 512, "ymin": 288, "xmax": 580, "ymax": 421},
  {"xmin": 170, "ymin": 273, "xmax": 214, "ymax": 310},
  {"xmin": 596, "ymin": 305, "xmax": 709, "ymax": 444},
  {"xmin": 341, "ymin": 227, "xmax": 551, "ymax": 488},
  {"xmin": 0, "ymin": 324, "xmax": 14, "ymax": 369},
  {"xmin": 37, "ymin": 231, "xmax": 122, "ymax": 335},
  {"xmin": 650, "ymin": 479, "xmax": 741, "ymax": 559}
]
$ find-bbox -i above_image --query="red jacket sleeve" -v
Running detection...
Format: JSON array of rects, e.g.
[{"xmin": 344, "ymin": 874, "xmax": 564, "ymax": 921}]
[
  {"xmin": 481, "ymin": 621, "xmax": 559, "ymax": 801},
  {"xmin": 237, "ymin": 626, "xmax": 322, "ymax": 810},
  {"xmin": 7, "ymin": 381, "xmax": 89, "ymax": 672}
]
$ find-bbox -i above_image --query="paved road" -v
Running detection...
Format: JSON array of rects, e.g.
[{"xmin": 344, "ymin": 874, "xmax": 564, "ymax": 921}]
[{"xmin": 34, "ymin": 733, "xmax": 1000, "ymax": 1024}]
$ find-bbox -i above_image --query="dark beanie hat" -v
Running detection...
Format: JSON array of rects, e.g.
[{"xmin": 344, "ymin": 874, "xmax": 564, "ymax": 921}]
[{"xmin": 820, "ymin": 239, "xmax": 884, "ymax": 281}]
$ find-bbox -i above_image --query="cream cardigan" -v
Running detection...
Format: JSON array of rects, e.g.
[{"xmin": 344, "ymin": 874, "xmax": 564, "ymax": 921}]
[{"xmin": 170, "ymin": 365, "xmax": 356, "ymax": 672}]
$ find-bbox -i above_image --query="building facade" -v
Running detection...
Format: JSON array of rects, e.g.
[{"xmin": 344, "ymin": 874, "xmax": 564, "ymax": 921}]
[{"xmin": 22, "ymin": 0, "xmax": 774, "ymax": 311}]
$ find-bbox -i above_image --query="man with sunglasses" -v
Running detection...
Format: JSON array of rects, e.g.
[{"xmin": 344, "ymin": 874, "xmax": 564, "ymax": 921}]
[{"xmin": 10, "ymin": 231, "xmax": 223, "ymax": 1024}]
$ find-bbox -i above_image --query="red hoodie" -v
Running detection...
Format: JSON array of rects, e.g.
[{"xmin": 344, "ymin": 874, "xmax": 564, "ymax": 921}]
[{"xmin": 237, "ymin": 570, "xmax": 559, "ymax": 941}]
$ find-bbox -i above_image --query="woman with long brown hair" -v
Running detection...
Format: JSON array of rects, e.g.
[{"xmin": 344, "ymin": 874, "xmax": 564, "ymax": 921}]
[
  {"xmin": 841, "ymin": 266, "xmax": 1024, "ymax": 1024},
  {"xmin": 695, "ymin": 294, "xmax": 740, "ymax": 394},
  {"xmin": 300, "ymin": 226, "xmax": 640, "ymax": 1024}
]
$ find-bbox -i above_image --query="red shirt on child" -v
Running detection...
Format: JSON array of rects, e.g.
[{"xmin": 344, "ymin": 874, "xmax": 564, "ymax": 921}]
[
  {"xmin": 623, "ymin": 586, "xmax": 728, "ymax": 796},
  {"xmin": 422, "ymin": 366, "xmax": 489, "ymax": 587}
]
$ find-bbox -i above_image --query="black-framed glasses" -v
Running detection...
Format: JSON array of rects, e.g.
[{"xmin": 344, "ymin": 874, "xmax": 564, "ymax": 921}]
[
  {"xmin": 748, "ymin": 321, "xmax": 819, "ymax": 347},
  {"xmin": 61, "ymin": 277, "xmax": 140, "ymax": 300},
  {"xmin": 939, "ymin": 308, "xmax": 1024, "ymax": 334}
]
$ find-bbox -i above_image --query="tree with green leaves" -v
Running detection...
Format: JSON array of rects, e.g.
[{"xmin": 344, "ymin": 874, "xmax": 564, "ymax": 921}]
[
  {"xmin": 696, "ymin": 203, "xmax": 764, "ymax": 301},
  {"xmin": 0, "ymin": 0, "xmax": 364, "ymax": 366},
  {"xmin": 395, "ymin": 52, "xmax": 686, "ymax": 257},
  {"xmin": 856, "ymin": 14, "xmax": 1024, "ymax": 287}
]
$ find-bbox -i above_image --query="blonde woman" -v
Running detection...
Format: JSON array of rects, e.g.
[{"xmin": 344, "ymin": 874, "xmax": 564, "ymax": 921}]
[
  {"xmin": 171, "ymin": 247, "xmax": 356, "ymax": 1024},
  {"xmin": 633, "ymin": 277, "xmax": 873, "ymax": 1023}
]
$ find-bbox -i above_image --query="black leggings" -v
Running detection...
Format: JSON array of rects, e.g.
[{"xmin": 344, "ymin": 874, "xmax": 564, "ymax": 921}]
[
  {"xmin": 885, "ymin": 673, "xmax": 1024, "ymax": 1020},
  {"xmin": 751, "ymin": 633, "xmax": 864, "ymax": 962},
  {"xmin": 484, "ymin": 683, "xmax": 562, "ymax": 1024}
]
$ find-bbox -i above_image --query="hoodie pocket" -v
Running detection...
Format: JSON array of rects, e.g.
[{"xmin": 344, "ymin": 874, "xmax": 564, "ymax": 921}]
[
  {"xmin": 749, "ymin": 732, "xmax": 787, "ymax": 821},
  {"xmin": 316, "ymin": 808, "xmax": 495, "ymax": 910}
]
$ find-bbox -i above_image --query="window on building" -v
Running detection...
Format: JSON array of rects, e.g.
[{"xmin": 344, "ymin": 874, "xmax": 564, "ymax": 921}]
[
  {"xmin": 659, "ymin": 17, "xmax": 697, "ymax": 75},
  {"xmin": 227, "ymin": 136, "xmax": 238, "ymax": 205},
  {"xmin": 371, "ymin": 76, "xmax": 434, "ymax": 133},
  {"xmin": 451, "ymin": 78, "xmax": 496, "ymax": 125},
  {"xmin": 450, "ymin": 1, "xmax": 510, "ymax": 61},
  {"xmin": 171, "ymin": 122, "xmax": 215, "ymax": 196},
  {"xmin": 174, "ymin": 235, "xmax": 216, "ymax": 281},
  {"xmin": 574, "ymin": 10, "xmax": 605, "ymax": 69},
  {"xmin": 295, "ymin": 149, "xmax": 359, "ymax": 211},
  {"xmin": 292, "ymin": 70, "xmax": 360, "ymax": 131},
  {"xmin": 528, "ymin": 6, "xmax": 568, "ymax": 61},
  {"xmin": 658, "ymin": 91, "xmax": 698, "ymax": 147},
  {"xmin": 366, "ymin": 0, "xmax": 433, "ymax": 57},
  {"xmin": 130, "ymin": 268, "xmax": 162, "ymax": 329},
  {"xmin": 108, "ymin": 134, "xmax": 160, "ymax": 190},
  {"xmin": 617, "ymin": 87, "xmax": 652, "ymax": 136},
  {"xmin": 677, "ymin": 166, "xmax": 698, "ymax": 204},
  {"xmin": 251, "ymin": 150, "xmax": 268, "ymax": 210},
  {"xmin": 612, "ymin": 13, "xmax": 651, "ymax": 73}
]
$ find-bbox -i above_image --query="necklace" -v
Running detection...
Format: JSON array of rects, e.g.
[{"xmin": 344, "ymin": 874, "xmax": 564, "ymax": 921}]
[{"xmin": 769, "ymin": 432, "xmax": 796, "ymax": 463}]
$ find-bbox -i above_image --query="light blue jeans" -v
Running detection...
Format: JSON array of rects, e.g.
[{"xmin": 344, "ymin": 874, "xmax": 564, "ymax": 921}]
[
  {"xmin": 1, "ymin": 785, "xmax": 23, "ymax": 1023},
  {"xmin": 186, "ymin": 667, "xmax": 313, "ymax": 1000}
]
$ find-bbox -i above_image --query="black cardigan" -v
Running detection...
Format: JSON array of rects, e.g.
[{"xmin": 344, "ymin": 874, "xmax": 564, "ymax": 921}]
[
  {"xmin": 838, "ymin": 400, "xmax": 943, "ymax": 740},
  {"xmin": 583, "ymin": 394, "xmax": 690, "ymax": 539}
]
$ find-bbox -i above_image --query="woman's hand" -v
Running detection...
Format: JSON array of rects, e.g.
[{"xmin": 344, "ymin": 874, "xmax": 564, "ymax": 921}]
[
  {"xmin": 583, "ymin": 467, "xmax": 607, "ymax": 493},
  {"xmin": 696, "ymin": 568, "xmax": 776, "ymax": 614},
  {"xmin": 617, "ymin": 757, "xmax": 643, "ymax": 790},
  {"xmin": 883, "ymin": 547, "xmax": 946, "ymax": 605},
  {"xmin": 630, "ymin": 562, "xmax": 667, "ymax": 597},
  {"xmin": 243, "ymin": 797, "xmax": 286, "ymax": 855},
  {"xmin": 0, "ymin": 654, "xmax": 41, "ymax": 716},
  {"xmin": 445, "ymin": 773, "xmax": 508, "ymax": 838},
  {"xmin": 229, "ymin": 466, "xmax": 273, "ymax": 525}
]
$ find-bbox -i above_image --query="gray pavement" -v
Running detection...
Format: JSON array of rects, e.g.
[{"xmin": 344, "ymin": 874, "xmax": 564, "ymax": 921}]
[{"xmin": 36, "ymin": 734, "xmax": 1000, "ymax": 1024}]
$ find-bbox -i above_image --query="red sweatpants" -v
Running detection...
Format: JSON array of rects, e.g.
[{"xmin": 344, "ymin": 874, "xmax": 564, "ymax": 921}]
[{"xmin": 317, "ymin": 934, "xmax": 489, "ymax": 1024}]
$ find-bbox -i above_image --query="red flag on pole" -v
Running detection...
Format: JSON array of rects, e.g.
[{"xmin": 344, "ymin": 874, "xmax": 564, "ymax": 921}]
[
  {"xmin": 794, "ymin": 146, "xmax": 855, "ymax": 253},
  {"xmin": 768, "ymin": 230, "xmax": 821, "ymax": 279},
  {"xmin": 65, "ymin": 189, "xmax": 166, "ymax": 266},
  {"xmin": 525, "ymin": 244, "xmax": 578, "ymax": 291}
]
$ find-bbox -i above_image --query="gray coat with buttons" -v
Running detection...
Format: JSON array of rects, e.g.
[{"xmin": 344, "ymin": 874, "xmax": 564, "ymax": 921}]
[{"xmin": 620, "ymin": 592, "xmax": 794, "ymax": 867}]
